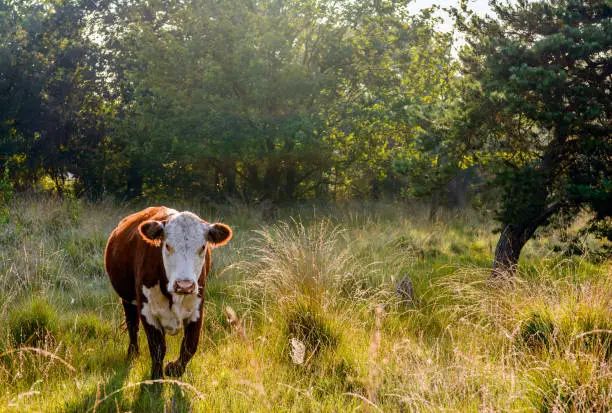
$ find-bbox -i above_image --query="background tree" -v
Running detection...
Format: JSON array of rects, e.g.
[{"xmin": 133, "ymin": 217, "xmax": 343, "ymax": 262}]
[
  {"xmin": 0, "ymin": 0, "xmax": 109, "ymax": 195},
  {"xmin": 456, "ymin": 0, "xmax": 611, "ymax": 276},
  {"xmin": 98, "ymin": 0, "xmax": 343, "ymax": 202},
  {"xmin": 92, "ymin": 0, "xmax": 459, "ymax": 203}
]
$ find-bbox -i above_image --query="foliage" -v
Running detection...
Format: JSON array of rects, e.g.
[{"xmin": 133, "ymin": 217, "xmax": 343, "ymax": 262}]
[
  {"xmin": 0, "ymin": 0, "xmax": 111, "ymax": 195},
  {"xmin": 1, "ymin": 0, "xmax": 462, "ymax": 203},
  {"xmin": 454, "ymin": 0, "xmax": 612, "ymax": 273}
]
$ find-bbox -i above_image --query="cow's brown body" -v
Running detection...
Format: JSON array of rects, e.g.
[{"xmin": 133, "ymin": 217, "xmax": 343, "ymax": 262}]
[{"xmin": 105, "ymin": 206, "xmax": 227, "ymax": 378}]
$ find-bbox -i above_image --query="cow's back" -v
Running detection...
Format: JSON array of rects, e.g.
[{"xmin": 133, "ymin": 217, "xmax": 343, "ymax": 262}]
[{"xmin": 105, "ymin": 207, "xmax": 174, "ymax": 302}]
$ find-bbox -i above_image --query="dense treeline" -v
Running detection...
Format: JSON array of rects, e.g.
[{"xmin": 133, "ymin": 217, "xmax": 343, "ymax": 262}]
[
  {"xmin": 1, "ymin": 0, "xmax": 457, "ymax": 202},
  {"xmin": 1, "ymin": 0, "xmax": 610, "ymax": 274}
]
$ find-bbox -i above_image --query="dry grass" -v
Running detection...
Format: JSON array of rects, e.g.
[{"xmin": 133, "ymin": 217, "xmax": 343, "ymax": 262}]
[{"xmin": 0, "ymin": 194, "xmax": 609, "ymax": 411}]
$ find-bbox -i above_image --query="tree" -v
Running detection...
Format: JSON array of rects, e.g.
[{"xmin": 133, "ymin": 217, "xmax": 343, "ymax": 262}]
[
  {"xmin": 99, "ymin": 0, "xmax": 455, "ymax": 203},
  {"xmin": 100, "ymin": 0, "xmax": 340, "ymax": 201},
  {"xmin": 0, "ymin": 0, "xmax": 109, "ymax": 195},
  {"xmin": 0, "ymin": 0, "xmax": 483, "ymax": 206},
  {"xmin": 456, "ymin": 0, "xmax": 611, "ymax": 276},
  {"xmin": 323, "ymin": 5, "xmax": 459, "ymax": 200}
]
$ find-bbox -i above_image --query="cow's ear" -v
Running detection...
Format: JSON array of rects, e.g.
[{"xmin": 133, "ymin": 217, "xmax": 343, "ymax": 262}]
[
  {"xmin": 206, "ymin": 223, "xmax": 232, "ymax": 246},
  {"xmin": 139, "ymin": 220, "xmax": 165, "ymax": 245}
]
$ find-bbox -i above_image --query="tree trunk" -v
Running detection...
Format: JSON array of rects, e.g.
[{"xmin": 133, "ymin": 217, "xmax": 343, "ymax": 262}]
[
  {"xmin": 246, "ymin": 164, "xmax": 260, "ymax": 200},
  {"xmin": 429, "ymin": 189, "xmax": 440, "ymax": 222},
  {"xmin": 263, "ymin": 162, "xmax": 280, "ymax": 202},
  {"xmin": 490, "ymin": 202, "xmax": 561, "ymax": 278},
  {"xmin": 490, "ymin": 224, "xmax": 532, "ymax": 277},
  {"xmin": 224, "ymin": 165, "xmax": 236, "ymax": 196},
  {"xmin": 125, "ymin": 163, "xmax": 143, "ymax": 199},
  {"xmin": 283, "ymin": 164, "xmax": 297, "ymax": 201}
]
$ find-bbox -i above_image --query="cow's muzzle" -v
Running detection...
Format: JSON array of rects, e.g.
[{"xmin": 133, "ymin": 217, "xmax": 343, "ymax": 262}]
[{"xmin": 174, "ymin": 280, "xmax": 196, "ymax": 295}]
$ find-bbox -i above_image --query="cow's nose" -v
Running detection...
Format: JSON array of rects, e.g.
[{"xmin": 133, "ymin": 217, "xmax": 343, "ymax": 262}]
[{"xmin": 174, "ymin": 280, "xmax": 196, "ymax": 294}]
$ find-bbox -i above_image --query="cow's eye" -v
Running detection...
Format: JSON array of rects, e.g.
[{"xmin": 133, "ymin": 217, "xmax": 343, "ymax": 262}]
[{"xmin": 165, "ymin": 243, "xmax": 173, "ymax": 252}]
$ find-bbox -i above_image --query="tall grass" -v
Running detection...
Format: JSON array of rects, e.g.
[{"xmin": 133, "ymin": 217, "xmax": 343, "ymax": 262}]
[{"xmin": 0, "ymin": 193, "xmax": 609, "ymax": 412}]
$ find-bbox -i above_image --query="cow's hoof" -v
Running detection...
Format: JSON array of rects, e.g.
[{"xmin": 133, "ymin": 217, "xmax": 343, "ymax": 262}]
[{"xmin": 164, "ymin": 361, "xmax": 185, "ymax": 377}]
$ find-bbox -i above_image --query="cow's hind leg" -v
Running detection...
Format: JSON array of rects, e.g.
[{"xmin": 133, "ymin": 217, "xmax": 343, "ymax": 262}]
[
  {"xmin": 165, "ymin": 316, "xmax": 203, "ymax": 377},
  {"xmin": 122, "ymin": 299, "xmax": 140, "ymax": 360},
  {"xmin": 142, "ymin": 318, "xmax": 166, "ymax": 379}
]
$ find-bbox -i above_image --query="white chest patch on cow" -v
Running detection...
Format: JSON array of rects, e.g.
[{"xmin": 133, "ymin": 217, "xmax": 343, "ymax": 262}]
[{"xmin": 141, "ymin": 284, "xmax": 202, "ymax": 335}]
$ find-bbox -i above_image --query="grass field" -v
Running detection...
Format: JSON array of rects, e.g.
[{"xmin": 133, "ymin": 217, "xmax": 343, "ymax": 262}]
[{"xmin": 0, "ymin": 194, "xmax": 610, "ymax": 412}]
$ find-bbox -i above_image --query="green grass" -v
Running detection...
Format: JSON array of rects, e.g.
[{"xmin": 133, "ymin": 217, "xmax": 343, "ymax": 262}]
[{"xmin": 0, "ymin": 194, "xmax": 610, "ymax": 412}]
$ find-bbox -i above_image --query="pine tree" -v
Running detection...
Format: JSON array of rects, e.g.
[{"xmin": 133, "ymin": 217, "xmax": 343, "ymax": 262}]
[{"xmin": 458, "ymin": 0, "xmax": 611, "ymax": 276}]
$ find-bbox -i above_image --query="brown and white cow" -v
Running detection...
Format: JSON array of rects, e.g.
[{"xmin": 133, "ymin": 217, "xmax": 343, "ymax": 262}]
[{"xmin": 104, "ymin": 207, "xmax": 232, "ymax": 378}]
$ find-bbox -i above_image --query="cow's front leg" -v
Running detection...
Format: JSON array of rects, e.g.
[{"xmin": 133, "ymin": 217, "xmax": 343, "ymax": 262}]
[
  {"xmin": 165, "ymin": 315, "xmax": 203, "ymax": 377},
  {"xmin": 142, "ymin": 317, "xmax": 166, "ymax": 379}
]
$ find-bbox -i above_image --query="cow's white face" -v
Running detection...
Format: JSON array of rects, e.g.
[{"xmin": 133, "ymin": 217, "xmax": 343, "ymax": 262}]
[
  {"xmin": 139, "ymin": 211, "xmax": 232, "ymax": 295},
  {"xmin": 162, "ymin": 212, "xmax": 207, "ymax": 294}
]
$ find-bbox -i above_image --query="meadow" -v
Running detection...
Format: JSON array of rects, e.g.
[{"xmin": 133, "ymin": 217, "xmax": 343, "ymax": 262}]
[{"xmin": 0, "ymin": 194, "xmax": 610, "ymax": 412}]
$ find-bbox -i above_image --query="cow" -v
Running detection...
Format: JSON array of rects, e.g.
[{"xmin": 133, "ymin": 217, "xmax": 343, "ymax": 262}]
[{"xmin": 104, "ymin": 207, "xmax": 232, "ymax": 379}]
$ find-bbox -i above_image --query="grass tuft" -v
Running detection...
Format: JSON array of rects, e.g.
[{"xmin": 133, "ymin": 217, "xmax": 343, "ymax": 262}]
[
  {"xmin": 518, "ymin": 310, "xmax": 556, "ymax": 350},
  {"xmin": 238, "ymin": 219, "xmax": 370, "ymax": 305},
  {"xmin": 8, "ymin": 296, "xmax": 58, "ymax": 346},
  {"xmin": 284, "ymin": 299, "xmax": 340, "ymax": 355},
  {"xmin": 526, "ymin": 356, "xmax": 611, "ymax": 413}
]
